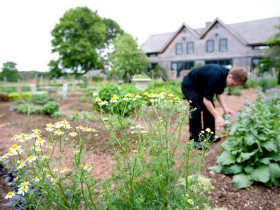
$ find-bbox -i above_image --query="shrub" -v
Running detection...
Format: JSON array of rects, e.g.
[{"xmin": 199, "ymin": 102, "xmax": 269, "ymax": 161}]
[
  {"xmin": 227, "ymin": 87, "xmax": 242, "ymax": 96},
  {"xmin": 42, "ymin": 101, "xmax": 59, "ymax": 116},
  {"xmin": 93, "ymin": 83, "xmax": 144, "ymax": 115},
  {"xmin": 257, "ymin": 77, "xmax": 277, "ymax": 91},
  {"xmin": 8, "ymin": 92, "xmax": 34, "ymax": 101},
  {"xmin": 210, "ymin": 90, "xmax": 280, "ymax": 188},
  {"xmin": 28, "ymin": 94, "xmax": 51, "ymax": 105},
  {"xmin": 13, "ymin": 104, "xmax": 42, "ymax": 114},
  {"xmin": 244, "ymin": 78, "xmax": 258, "ymax": 89},
  {"xmin": 146, "ymin": 80, "xmax": 183, "ymax": 99}
]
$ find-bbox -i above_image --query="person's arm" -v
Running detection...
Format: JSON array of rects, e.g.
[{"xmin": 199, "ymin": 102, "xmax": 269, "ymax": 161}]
[
  {"xmin": 203, "ymin": 97, "xmax": 225, "ymax": 127},
  {"xmin": 216, "ymin": 94, "xmax": 235, "ymax": 116}
]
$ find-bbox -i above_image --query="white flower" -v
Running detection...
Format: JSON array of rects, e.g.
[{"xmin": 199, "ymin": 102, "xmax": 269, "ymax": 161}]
[
  {"xmin": 69, "ymin": 132, "xmax": 78, "ymax": 137},
  {"xmin": 18, "ymin": 182, "xmax": 29, "ymax": 195},
  {"xmin": 54, "ymin": 129, "xmax": 64, "ymax": 136},
  {"xmin": 54, "ymin": 121, "xmax": 63, "ymax": 128},
  {"xmin": 27, "ymin": 155, "xmax": 37, "ymax": 163},
  {"xmin": 83, "ymin": 164, "xmax": 92, "ymax": 172},
  {"xmin": 35, "ymin": 137, "xmax": 45, "ymax": 146},
  {"xmin": 34, "ymin": 176, "xmax": 40, "ymax": 182},
  {"xmin": 17, "ymin": 160, "xmax": 26, "ymax": 169},
  {"xmin": 60, "ymin": 167, "xmax": 67, "ymax": 173},
  {"xmin": 50, "ymin": 177, "xmax": 57, "ymax": 184},
  {"xmin": 45, "ymin": 123, "xmax": 54, "ymax": 132},
  {"xmin": 5, "ymin": 191, "xmax": 15, "ymax": 199}
]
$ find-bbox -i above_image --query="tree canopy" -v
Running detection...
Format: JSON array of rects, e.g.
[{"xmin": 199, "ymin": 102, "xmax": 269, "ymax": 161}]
[
  {"xmin": 266, "ymin": 19, "xmax": 280, "ymax": 83},
  {"xmin": 50, "ymin": 7, "xmax": 123, "ymax": 76},
  {"xmin": 108, "ymin": 33, "xmax": 151, "ymax": 82},
  {"xmin": 0, "ymin": 61, "xmax": 19, "ymax": 82}
]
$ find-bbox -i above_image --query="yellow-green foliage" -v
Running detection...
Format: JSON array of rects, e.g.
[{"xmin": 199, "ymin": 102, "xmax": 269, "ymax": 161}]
[{"xmin": 8, "ymin": 91, "xmax": 48, "ymax": 101}]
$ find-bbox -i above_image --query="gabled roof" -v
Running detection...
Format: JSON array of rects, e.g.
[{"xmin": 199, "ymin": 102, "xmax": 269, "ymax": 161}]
[
  {"xmin": 141, "ymin": 16, "xmax": 280, "ymax": 53},
  {"xmin": 200, "ymin": 17, "xmax": 248, "ymax": 45},
  {"xmin": 160, "ymin": 23, "xmax": 200, "ymax": 52},
  {"xmin": 141, "ymin": 32, "xmax": 174, "ymax": 53},
  {"xmin": 229, "ymin": 17, "xmax": 279, "ymax": 45}
]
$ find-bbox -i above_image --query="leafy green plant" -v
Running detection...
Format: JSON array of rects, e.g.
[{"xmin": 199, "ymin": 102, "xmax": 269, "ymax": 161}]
[
  {"xmin": 227, "ymin": 86, "xmax": 242, "ymax": 96},
  {"xmin": 13, "ymin": 104, "xmax": 43, "ymax": 115},
  {"xmin": 210, "ymin": 90, "xmax": 280, "ymax": 188},
  {"xmin": 42, "ymin": 101, "xmax": 59, "ymax": 116},
  {"xmin": 69, "ymin": 112, "xmax": 79, "ymax": 121},
  {"xmin": 244, "ymin": 78, "xmax": 258, "ymax": 89},
  {"xmin": 28, "ymin": 94, "xmax": 50, "ymax": 105},
  {"xmin": 257, "ymin": 77, "xmax": 277, "ymax": 91},
  {"xmin": 93, "ymin": 83, "xmax": 145, "ymax": 115}
]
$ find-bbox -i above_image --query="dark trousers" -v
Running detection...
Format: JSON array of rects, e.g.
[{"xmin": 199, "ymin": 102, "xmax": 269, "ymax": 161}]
[{"xmin": 182, "ymin": 85, "xmax": 215, "ymax": 142}]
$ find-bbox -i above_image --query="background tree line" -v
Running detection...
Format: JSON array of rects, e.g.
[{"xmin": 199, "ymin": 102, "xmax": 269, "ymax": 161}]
[{"xmin": 0, "ymin": 6, "xmax": 151, "ymax": 82}]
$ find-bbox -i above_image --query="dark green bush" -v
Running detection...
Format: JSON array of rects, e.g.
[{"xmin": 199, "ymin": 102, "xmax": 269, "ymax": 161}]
[
  {"xmin": 244, "ymin": 79, "xmax": 258, "ymax": 89},
  {"xmin": 42, "ymin": 101, "xmax": 59, "ymax": 116},
  {"xmin": 29, "ymin": 94, "xmax": 51, "ymax": 105},
  {"xmin": 257, "ymin": 77, "xmax": 277, "ymax": 91}
]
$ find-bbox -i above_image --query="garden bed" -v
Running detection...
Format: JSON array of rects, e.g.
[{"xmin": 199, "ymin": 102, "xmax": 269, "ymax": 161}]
[{"xmin": 0, "ymin": 88, "xmax": 279, "ymax": 209}]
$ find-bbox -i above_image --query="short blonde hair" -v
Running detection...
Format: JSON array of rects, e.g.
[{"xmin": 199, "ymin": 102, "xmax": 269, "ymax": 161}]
[{"xmin": 229, "ymin": 67, "xmax": 248, "ymax": 85}]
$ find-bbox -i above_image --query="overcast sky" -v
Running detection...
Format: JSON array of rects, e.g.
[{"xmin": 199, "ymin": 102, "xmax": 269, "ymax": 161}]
[{"xmin": 0, "ymin": 0, "xmax": 279, "ymax": 72}]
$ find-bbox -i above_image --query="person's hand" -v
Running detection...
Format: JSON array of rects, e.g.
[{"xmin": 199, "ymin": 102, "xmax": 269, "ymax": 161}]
[
  {"xmin": 215, "ymin": 116, "xmax": 225, "ymax": 130},
  {"xmin": 223, "ymin": 108, "xmax": 236, "ymax": 118}
]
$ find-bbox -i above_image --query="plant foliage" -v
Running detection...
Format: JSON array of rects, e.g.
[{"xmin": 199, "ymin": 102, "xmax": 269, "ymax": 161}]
[{"xmin": 210, "ymin": 90, "xmax": 280, "ymax": 188}]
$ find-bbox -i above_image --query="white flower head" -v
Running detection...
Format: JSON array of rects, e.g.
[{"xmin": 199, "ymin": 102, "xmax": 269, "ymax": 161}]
[
  {"xmin": 27, "ymin": 155, "xmax": 37, "ymax": 163},
  {"xmin": 54, "ymin": 129, "xmax": 64, "ymax": 136},
  {"xmin": 69, "ymin": 131, "xmax": 78, "ymax": 137},
  {"xmin": 83, "ymin": 164, "xmax": 92, "ymax": 172},
  {"xmin": 5, "ymin": 191, "xmax": 15, "ymax": 199}
]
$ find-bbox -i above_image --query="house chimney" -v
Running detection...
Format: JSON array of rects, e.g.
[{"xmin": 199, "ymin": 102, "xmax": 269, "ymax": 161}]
[{"xmin": 205, "ymin": 21, "xmax": 211, "ymax": 27}]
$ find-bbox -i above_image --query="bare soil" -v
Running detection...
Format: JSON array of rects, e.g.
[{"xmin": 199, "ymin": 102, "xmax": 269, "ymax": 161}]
[{"xmin": 0, "ymin": 88, "xmax": 280, "ymax": 210}]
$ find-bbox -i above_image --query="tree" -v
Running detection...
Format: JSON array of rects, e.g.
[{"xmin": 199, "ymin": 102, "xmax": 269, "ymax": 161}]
[
  {"xmin": 99, "ymin": 18, "xmax": 124, "ymax": 71},
  {"xmin": 50, "ymin": 7, "xmax": 106, "ymax": 76},
  {"xmin": 0, "ymin": 61, "xmax": 19, "ymax": 82},
  {"xmin": 266, "ymin": 19, "xmax": 280, "ymax": 83},
  {"xmin": 108, "ymin": 33, "xmax": 151, "ymax": 82}
]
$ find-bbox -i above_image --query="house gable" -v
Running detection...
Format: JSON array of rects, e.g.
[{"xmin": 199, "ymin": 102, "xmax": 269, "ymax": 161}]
[
  {"xmin": 200, "ymin": 17, "xmax": 248, "ymax": 45},
  {"xmin": 162, "ymin": 23, "xmax": 200, "ymax": 53}
]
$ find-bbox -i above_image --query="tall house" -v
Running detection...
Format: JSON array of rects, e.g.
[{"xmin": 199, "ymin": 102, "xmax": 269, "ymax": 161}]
[{"xmin": 141, "ymin": 17, "xmax": 279, "ymax": 77}]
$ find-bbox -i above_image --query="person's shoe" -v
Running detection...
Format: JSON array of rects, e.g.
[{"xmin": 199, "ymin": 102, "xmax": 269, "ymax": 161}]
[
  {"xmin": 210, "ymin": 137, "xmax": 221, "ymax": 143},
  {"xmin": 194, "ymin": 142, "xmax": 202, "ymax": 150}
]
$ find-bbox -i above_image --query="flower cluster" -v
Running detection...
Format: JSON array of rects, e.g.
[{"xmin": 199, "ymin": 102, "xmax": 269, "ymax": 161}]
[
  {"xmin": 144, "ymin": 92, "xmax": 181, "ymax": 104},
  {"xmin": 0, "ymin": 120, "xmax": 97, "ymax": 201},
  {"xmin": 95, "ymin": 91, "xmax": 181, "ymax": 107},
  {"xmin": 130, "ymin": 124, "xmax": 148, "ymax": 134}
]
